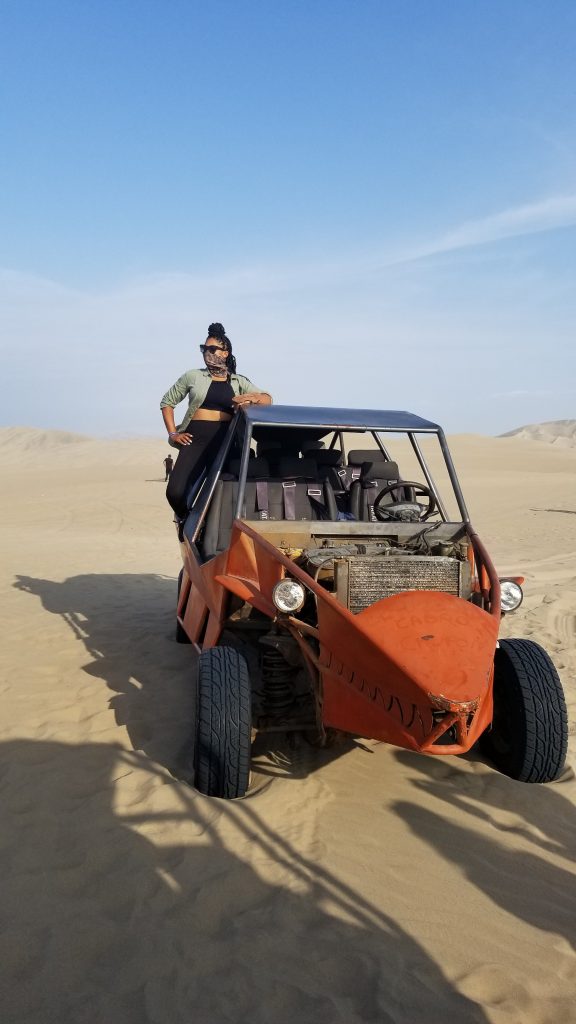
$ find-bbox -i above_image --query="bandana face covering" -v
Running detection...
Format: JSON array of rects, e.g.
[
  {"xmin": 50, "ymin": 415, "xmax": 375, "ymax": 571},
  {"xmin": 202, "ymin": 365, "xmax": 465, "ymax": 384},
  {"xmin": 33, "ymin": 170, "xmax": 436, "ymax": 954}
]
[{"xmin": 204, "ymin": 349, "xmax": 229, "ymax": 376}]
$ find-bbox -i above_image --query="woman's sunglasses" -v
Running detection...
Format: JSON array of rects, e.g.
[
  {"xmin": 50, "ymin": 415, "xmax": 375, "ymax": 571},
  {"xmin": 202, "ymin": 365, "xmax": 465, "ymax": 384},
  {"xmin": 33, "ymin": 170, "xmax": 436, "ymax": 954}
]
[{"xmin": 200, "ymin": 344, "xmax": 226, "ymax": 355}]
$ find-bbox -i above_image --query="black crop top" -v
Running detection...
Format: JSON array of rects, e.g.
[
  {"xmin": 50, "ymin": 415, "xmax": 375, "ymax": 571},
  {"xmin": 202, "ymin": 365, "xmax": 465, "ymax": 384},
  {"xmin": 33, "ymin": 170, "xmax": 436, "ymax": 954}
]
[{"xmin": 200, "ymin": 379, "xmax": 235, "ymax": 412}]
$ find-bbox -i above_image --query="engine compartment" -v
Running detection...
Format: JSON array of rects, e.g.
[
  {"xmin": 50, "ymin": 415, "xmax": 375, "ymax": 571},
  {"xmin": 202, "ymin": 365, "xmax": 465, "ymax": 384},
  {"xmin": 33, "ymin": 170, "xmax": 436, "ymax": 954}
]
[{"xmin": 295, "ymin": 527, "xmax": 472, "ymax": 611}]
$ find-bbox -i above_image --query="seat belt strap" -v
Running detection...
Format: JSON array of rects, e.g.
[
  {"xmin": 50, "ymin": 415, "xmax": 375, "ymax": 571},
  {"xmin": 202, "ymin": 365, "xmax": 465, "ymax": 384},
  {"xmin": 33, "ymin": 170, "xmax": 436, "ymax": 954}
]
[
  {"xmin": 387, "ymin": 478, "xmax": 401, "ymax": 502},
  {"xmin": 335, "ymin": 468, "xmax": 347, "ymax": 495},
  {"xmin": 338, "ymin": 466, "xmax": 361, "ymax": 492},
  {"xmin": 307, "ymin": 486, "xmax": 325, "ymax": 519},
  {"xmin": 256, "ymin": 481, "xmax": 269, "ymax": 520},
  {"xmin": 365, "ymin": 482, "xmax": 378, "ymax": 522},
  {"xmin": 282, "ymin": 481, "xmax": 297, "ymax": 520}
]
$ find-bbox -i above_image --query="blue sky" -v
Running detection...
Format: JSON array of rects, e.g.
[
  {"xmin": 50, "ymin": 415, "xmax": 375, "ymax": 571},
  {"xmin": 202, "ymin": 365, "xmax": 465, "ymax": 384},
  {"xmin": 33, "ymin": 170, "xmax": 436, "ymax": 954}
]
[{"xmin": 1, "ymin": 0, "xmax": 575, "ymax": 435}]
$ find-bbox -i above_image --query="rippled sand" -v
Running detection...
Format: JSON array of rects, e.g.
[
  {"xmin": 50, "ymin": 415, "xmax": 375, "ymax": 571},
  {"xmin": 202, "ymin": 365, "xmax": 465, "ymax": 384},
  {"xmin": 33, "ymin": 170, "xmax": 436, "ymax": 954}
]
[{"xmin": 1, "ymin": 426, "xmax": 575, "ymax": 1024}]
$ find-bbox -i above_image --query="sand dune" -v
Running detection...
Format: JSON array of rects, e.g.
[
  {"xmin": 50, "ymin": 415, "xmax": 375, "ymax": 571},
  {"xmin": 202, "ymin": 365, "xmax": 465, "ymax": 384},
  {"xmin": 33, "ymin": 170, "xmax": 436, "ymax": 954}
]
[
  {"xmin": 1, "ymin": 428, "xmax": 575, "ymax": 1023},
  {"xmin": 0, "ymin": 425, "xmax": 165, "ymax": 466},
  {"xmin": 0, "ymin": 425, "xmax": 95, "ymax": 449},
  {"xmin": 500, "ymin": 419, "xmax": 576, "ymax": 447}
]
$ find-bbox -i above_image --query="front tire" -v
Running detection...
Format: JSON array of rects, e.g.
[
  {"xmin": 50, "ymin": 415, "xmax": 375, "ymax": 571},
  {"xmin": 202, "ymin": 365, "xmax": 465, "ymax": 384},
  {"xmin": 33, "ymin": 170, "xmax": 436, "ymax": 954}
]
[
  {"xmin": 481, "ymin": 638, "xmax": 568, "ymax": 783},
  {"xmin": 194, "ymin": 646, "xmax": 252, "ymax": 799}
]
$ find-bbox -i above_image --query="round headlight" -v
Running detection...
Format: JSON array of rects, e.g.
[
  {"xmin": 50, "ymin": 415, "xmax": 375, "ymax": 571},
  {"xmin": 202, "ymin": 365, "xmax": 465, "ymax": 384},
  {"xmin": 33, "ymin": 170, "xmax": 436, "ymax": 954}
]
[
  {"xmin": 272, "ymin": 579, "xmax": 306, "ymax": 613},
  {"xmin": 500, "ymin": 579, "xmax": 523, "ymax": 613}
]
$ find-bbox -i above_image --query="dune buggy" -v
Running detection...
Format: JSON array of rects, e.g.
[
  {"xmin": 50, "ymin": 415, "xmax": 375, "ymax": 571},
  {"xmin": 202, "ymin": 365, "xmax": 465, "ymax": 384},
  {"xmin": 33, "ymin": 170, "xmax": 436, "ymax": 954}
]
[{"xmin": 174, "ymin": 405, "xmax": 568, "ymax": 798}]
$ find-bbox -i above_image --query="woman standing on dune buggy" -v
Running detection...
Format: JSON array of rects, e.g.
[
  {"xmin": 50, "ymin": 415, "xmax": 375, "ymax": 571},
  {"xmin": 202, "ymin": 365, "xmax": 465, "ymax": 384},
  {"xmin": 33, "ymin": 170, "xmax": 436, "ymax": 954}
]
[{"xmin": 160, "ymin": 322, "xmax": 272, "ymax": 524}]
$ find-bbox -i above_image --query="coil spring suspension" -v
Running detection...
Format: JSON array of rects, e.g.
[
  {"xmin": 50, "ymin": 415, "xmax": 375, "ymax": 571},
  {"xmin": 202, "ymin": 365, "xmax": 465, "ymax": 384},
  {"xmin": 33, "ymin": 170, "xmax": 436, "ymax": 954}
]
[{"xmin": 260, "ymin": 647, "xmax": 296, "ymax": 713}]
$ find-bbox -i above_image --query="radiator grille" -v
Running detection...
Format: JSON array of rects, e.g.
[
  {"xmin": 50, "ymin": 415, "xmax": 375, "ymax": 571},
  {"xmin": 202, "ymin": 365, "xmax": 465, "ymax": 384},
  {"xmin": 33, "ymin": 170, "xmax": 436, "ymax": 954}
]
[{"xmin": 335, "ymin": 556, "xmax": 468, "ymax": 613}]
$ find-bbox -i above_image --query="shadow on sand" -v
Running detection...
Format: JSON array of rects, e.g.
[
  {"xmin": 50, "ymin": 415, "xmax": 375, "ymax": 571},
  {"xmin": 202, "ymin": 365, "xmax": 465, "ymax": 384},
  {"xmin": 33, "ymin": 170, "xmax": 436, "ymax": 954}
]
[
  {"xmin": 392, "ymin": 749, "xmax": 576, "ymax": 951},
  {"xmin": 1, "ymin": 737, "xmax": 491, "ymax": 1024},
  {"xmin": 14, "ymin": 572, "xmax": 194, "ymax": 776},
  {"xmin": 12, "ymin": 573, "xmax": 356, "ymax": 785}
]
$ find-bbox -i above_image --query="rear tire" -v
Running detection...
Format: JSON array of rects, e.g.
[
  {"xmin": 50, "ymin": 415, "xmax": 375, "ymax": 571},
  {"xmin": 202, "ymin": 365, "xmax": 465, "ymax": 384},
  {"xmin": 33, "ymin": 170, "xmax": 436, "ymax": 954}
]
[
  {"xmin": 176, "ymin": 569, "xmax": 191, "ymax": 644},
  {"xmin": 481, "ymin": 638, "xmax": 568, "ymax": 783},
  {"xmin": 194, "ymin": 646, "xmax": 252, "ymax": 799}
]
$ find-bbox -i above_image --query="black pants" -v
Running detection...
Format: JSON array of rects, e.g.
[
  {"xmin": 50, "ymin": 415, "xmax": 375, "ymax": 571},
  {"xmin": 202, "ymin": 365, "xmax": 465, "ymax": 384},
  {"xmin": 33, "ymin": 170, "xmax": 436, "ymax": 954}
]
[{"xmin": 166, "ymin": 421, "xmax": 229, "ymax": 518}]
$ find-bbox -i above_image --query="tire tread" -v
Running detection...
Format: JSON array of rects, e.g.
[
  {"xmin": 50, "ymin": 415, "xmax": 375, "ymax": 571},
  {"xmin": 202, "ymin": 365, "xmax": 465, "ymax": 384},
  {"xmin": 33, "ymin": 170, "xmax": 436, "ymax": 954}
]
[
  {"xmin": 484, "ymin": 638, "xmax": 567, "ymax": 783},
  {"xmin": 194, "ymin": 647, "xmax": 251, "ymax": 798}
]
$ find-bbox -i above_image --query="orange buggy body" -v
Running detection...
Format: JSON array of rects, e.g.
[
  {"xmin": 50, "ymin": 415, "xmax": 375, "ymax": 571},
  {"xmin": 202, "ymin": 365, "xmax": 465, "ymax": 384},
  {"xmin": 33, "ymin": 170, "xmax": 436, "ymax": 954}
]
[{"xmin": 174, "ymin": 405, "xmax": 567, "ymax": 798}]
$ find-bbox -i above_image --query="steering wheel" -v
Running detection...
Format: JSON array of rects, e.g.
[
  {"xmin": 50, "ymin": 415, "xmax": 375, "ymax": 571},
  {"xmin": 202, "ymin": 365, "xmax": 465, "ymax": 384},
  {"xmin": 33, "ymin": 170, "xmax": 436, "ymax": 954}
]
[{"xmin": 374, "ymin": 481, "xmax": 436, "ymax": 522}]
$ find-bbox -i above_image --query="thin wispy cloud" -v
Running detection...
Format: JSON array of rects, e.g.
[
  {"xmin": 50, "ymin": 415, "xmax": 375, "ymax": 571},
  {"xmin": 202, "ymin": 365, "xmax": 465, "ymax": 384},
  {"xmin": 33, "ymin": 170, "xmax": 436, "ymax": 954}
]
[
  {"xmin": 1, "ymin": 190, "xmax": 574, "ymax": 435},
  {"xmin": 3, "ymin": 193, "xmax": 575, "ymax": 306},
  {"xmin": 400, "ymin": 194, "xmax": 576, "ymax": 265}
]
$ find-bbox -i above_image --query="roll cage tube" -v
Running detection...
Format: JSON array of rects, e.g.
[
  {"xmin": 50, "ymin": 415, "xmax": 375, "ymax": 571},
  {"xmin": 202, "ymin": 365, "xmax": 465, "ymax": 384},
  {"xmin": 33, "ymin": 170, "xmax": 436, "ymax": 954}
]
[
  {"xmin": 373, "ymin": 432, "xmax": 393, "ymax": 462},
  {"xmin": 406, "ymin": 432, "xmax": 449, "ymax": 522},
  {"xmin": 436, "ymin": 428, "xmax": 470, "ymax": 523},
  {"xmin": 234, "ymin": 417, "xmax": 254, "ymax": 520},
  {"xmin": 468, "ymin": 528, "xmax": 501, "ymax": 616},
  {"xmin": 433, "ymin": 429, "xmax": 500, "ymax": 614},
  {"xmin": 190, "ymin": 412, "xmax": 242, "ymax": 545}
]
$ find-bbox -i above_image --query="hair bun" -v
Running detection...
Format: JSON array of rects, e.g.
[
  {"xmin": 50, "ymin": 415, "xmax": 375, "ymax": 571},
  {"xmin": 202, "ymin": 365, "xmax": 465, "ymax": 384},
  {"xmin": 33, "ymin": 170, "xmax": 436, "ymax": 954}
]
[{"xmin": 208, "ymin": 322, "xmax": 226, "ymax": 340}]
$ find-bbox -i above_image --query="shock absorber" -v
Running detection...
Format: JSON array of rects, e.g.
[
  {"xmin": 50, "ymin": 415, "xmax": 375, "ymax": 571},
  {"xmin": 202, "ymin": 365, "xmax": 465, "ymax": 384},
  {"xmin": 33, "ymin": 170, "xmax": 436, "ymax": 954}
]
[{"xmin": 260, "ymin": 645, "xmax": 296, "ymax": 714}]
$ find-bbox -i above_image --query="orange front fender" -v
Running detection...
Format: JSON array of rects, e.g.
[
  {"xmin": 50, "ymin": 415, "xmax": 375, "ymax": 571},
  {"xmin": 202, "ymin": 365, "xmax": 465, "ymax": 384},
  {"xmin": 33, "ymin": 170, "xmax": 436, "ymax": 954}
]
[{"xmin": 318, "ymin": 591, "xmax": 498, "ymax": 752}]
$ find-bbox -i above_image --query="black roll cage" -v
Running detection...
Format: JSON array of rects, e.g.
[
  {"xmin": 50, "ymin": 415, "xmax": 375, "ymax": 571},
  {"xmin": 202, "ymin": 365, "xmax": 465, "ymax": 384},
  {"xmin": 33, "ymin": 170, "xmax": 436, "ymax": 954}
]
[{"xmin": 187, "ymin": 407, "xmax": 470, "ymax": 546}]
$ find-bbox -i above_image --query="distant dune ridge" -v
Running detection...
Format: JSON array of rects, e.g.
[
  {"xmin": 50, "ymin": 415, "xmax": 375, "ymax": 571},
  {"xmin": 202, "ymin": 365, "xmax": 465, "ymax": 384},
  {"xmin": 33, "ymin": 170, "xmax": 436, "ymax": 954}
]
[
  {"xmin": 0, "ymin": 426, "xmax": 94, "ymax": 449},
  {"xmin": 2, "ymin": 418, "xmax": 575, "ymax": 450},
  {"xmin": 499, "ymin": 419, "xmax": 576, "ymax": 447},
  {"xmin": 0, "ymin": 425, "xmax": 165, "ymax": 465}
]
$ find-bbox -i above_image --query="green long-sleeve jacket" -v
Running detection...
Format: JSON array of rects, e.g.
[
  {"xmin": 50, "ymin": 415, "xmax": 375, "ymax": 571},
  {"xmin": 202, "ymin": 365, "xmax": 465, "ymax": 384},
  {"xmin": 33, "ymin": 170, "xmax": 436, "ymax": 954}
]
[{"xmin": 160, "ymin": 367, "xmax": 267, "ymax": 432}]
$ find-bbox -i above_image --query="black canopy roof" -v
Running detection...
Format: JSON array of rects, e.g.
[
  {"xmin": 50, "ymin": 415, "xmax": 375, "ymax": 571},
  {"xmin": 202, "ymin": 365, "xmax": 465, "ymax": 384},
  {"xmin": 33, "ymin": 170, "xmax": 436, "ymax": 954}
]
[{"xmin": 242, "ymin": 404, "xmax": 441, "ymax": 432}]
